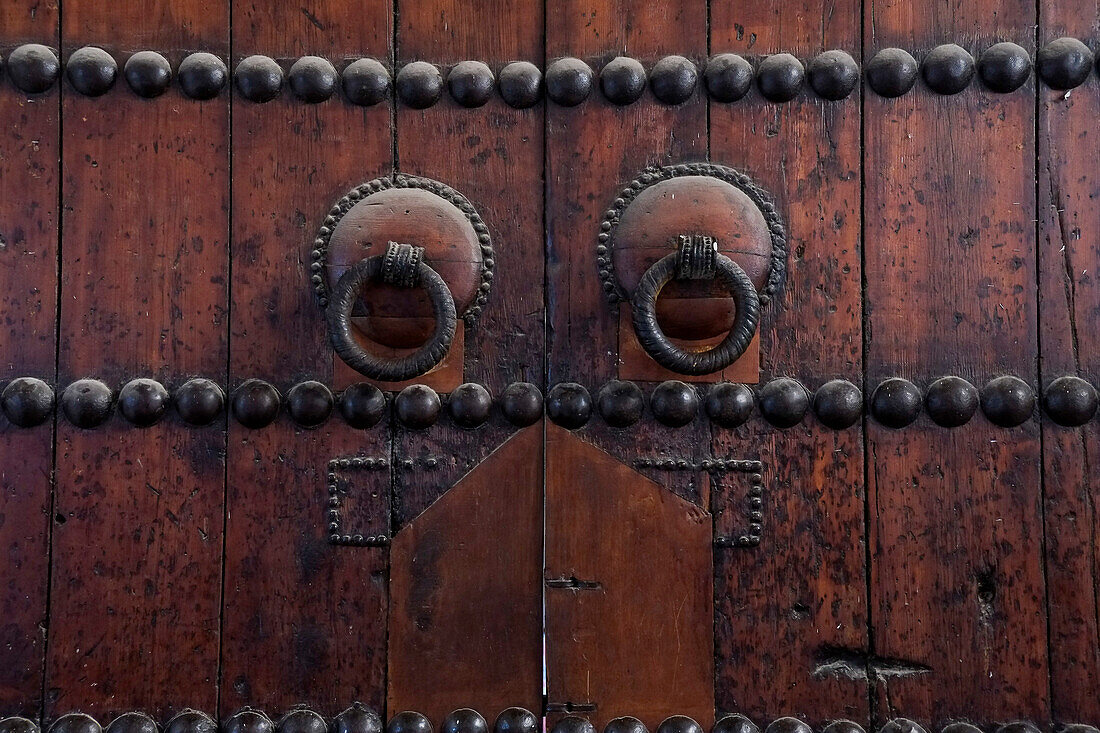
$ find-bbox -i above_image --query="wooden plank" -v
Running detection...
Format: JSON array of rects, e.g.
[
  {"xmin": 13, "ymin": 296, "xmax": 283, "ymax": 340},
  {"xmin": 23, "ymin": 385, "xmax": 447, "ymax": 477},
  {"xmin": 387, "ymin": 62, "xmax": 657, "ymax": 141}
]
[
  {"xmin": 1037, "ymin": 2, "xmax": 1100, "ymax": 724},
  {"xmin": 0, "ymin": 2, "xmax": 59, "ymax": 719},
  {"xmin": 45, "ymin": 2, "xmax": 229, "ymax": 721},
  {"xmin": 545, "ymin": 423, "xmax": 714, "ymax": 730},
  {"xmin": 863, "ymin": 2, "xmax": 1044, "ymax": 728},
  {"xmin": 220, "ymin": 0, "xmax": 393, "ymax": 717},
  {"xmin": 388, "ymin": 425, "xmax": 543, "ymax": 727},
  {"xmin": 708, "ymin": 2, "xmax": 868, "ymax": 725},
  {"xmin": 390, "ymin": 0, "xmax": 546, "ymax": 529}
]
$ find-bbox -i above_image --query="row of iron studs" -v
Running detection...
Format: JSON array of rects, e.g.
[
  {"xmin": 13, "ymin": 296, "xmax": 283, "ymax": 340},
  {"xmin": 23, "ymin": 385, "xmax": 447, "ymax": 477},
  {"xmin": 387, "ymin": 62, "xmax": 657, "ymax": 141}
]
[
  {"xmin": 1, "ymin": 710, "xmax": 1094, "ymax": 733},
  {"xmin": 2, "ymin": 374, "xmax": 1097, "ymax": 431},
  {"xmin": 2, "ymin": 39, "xmax": 1099, "ymax": 105}
]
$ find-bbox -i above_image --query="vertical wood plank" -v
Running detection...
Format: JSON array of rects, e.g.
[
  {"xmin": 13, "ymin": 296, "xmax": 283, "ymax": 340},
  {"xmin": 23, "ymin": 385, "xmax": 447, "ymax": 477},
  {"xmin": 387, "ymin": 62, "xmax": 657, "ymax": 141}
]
[
  {"xmin": 708, "ymin": 3, "xmax": 868, "ymax": 725},
  {"xmin": 0, "ymin": 1, "xmax": 59, "ymax": 719},
  {"xmin": 221, "ymin": 0, "xmax": 394, "ymax": 717},
  {"xmin": 1037, "ymin": 2, "xmax": 1100, "ymax": 725},
  {"xmin": 45, "ymin": 1, "xmax": 229, "ymax": 721},
  {"xmin": 863, "ymin": 2, "xmax": 1044, "ymax": 727}
]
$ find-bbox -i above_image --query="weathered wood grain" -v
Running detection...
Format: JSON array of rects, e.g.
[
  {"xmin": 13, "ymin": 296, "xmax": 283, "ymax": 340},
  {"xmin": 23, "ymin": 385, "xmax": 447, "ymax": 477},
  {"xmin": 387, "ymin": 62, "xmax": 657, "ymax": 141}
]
[
  {"xmin": 220, "ymin": 0, "xmax": 393, "ymax": 717},
  {"xmin": 0, "ymin": 1, "xmax": 59, "ymax": 719},
  {"xmin": 45, "ymin": 1, "xmax": 229, "ymax": 721},
  {"xmin": 1037, "ymin": 0, "xmax": 1100, "ymax": 724},
  {"xmin": 863, "ymin": 2, "xmax": 1044, "ymax": 727},
  {"xmin": 708, "ymin": 2, "xmax": 868, "ymax": 725}
]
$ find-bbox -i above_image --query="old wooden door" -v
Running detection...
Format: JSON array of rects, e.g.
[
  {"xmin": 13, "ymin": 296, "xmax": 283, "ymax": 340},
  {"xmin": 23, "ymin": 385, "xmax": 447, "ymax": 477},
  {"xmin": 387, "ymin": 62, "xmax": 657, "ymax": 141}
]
[{"xmin": 1, "ymin": 1, "xmax": 1099, "ymax": 733}]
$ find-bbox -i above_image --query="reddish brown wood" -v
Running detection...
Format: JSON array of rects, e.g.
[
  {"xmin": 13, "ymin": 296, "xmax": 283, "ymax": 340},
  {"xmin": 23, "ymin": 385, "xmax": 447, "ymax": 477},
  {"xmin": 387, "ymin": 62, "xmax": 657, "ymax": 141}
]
[
  {"xmin": 708, "ymin": 2, "xmax": 868, "ymax": 725},
  {"xmin": 221, "ymin": 0, "xmax": 393, "ymax": 717},
  {"xmin": 863, "ymin": 3, "xmax": 1045, "ymax": 728},
  {"xmin": 0, "ymin": 3, "xmax": 59, "ymax": 718},
  {"xmin": 45, "ymin": 3, "xmax": 229, "ymax": 721},
  {"xmin": 545, "ymin": 424, "xmax": 714, "ymax": 730},
  {"xmin": 388, "ymin": 424, "xmax": 543, "ymax": 727},
  {"xmin": 1038, "ymin": 1, "xmax": 1100, "ymax": 724}
]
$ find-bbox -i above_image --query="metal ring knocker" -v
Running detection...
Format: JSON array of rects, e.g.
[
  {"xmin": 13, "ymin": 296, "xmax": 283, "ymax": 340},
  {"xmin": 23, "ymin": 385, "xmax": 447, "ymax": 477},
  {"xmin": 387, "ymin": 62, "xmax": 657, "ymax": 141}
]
[
  {"xmin": 327, "ymin": 242, "xmax": 457, "ymax": 382},
  {"xmin": 631, "ymin": 234, "xmax": 760, "ymax": 376}
]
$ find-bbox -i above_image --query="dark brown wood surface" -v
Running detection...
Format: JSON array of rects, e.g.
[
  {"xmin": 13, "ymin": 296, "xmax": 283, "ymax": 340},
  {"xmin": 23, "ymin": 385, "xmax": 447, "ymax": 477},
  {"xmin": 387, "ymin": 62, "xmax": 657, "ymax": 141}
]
[
  {"xmin": 1038, "ymin": 0, "xmax": 1100, "ymax": 724},
  {"xmin": 220, "ymin": 0, "xmax": 393, "ymax": 717},
  {"xmin": 864, "ymin": 2, "xmax": 1045, "ymax": 728},
  {"xmin": 0, "ymin": 2, "xmax": 59, "ymax": 719},
  {"xmin": 709, "ymin": 2, "xmax": 868, "ymax": 725},
  {"xmin": 46, "ymin": 1, "xmax": 229, "ymax": 721}
]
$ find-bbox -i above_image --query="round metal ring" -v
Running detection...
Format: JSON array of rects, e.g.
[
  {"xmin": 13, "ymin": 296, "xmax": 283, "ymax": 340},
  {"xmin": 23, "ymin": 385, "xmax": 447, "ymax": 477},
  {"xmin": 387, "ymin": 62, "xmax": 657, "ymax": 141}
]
[
  {"xmin": 631, "ymin": 252, "xmax": 760, "ymax": 376},
  {"xmin": 327, "ymin": 255, "xmax": 457, "ymax": 382}
]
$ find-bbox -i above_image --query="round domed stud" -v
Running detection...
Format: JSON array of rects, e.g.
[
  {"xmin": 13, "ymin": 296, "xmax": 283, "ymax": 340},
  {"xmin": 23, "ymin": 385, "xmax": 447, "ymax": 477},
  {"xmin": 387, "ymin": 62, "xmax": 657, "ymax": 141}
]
[
  {"xmin": 546, "ymin": 57, "xmax": 594, "ymax": 106},
  {"xmin": 288, "ymin": 55, "xmax": 338, "ymax": 102},
  {"xmin": 338, "ymin": 382, "xmax": 388, "ymax": 428},
  {"xmin": 1037, "ymin": 37, "xmax": 1094, "ymax": 90},
  {"xmin": 980, "ymin": 375, "xmax": 1035, "ymax": 427},
  {"xmin": 333, "ymin": 704, "xmax": 382, "ymax": 733},
  {"xmin": 395, "ymin": 384, "xmax": 441, "ymax": 429},
  {"xmin": 60, "ymin": 379, "xmax": 113, "ymax": 429},
  {"xmin": 441, "ymin": 710, "xmax": 487, "ymax": 733},
  {"xmin": 811, "ymin": 718, "xmax": 862, "ymax": 733},
  {"xmin": 342, "ymin": 58, "xmax": 391, "ymax": 106},
  {"xmin": 498, "ymin": 61, "xmax": 542, "ymax": 108},
  {"xmin": 813, "ymin": 379, "xmax": 863, "ymax": 429},
  {"xmin": 231, "ymin": 378, "xmax": 281, "ymax": 429},
  {"xmin": 808, "ymin": 49, "xmax": 860, "ymax": 100},
  {"xmin": 165, "ymin": 711, "xmax": 216, "ymax": 733},
  {"xmin": 939, "ymin": 725, "xmax": 980, "ymax": 733},
  {"xmin": 449, "ymin": 382, "xmax": 493, "ymax": 428},
  {"xmin": 124, "ymin": 51, "xmax": 172, "ymax": 98},
  {"xmin": 763, "ymin": 719, "xmax": 811, "ymax": 733},
  {"xmin": 387, "ymin": 713, "xmax": 432, "ymax": 733},
  {"xmin": 655, "ymin": 717, "xmax": 701, "ymax": 733},
  {"xmin": 651, "ymin": 380, "xmax": 700, "ymax": 427},
  {"xmin": 1, "ymin": 377, "xmax": 54, "ymax": 427},
  {"xmin": 650, "ymin": 55, "xmax": 697, "ymax": 105},
  {"xmin": 704, "ymin": 53, "xmax": 753, "ymax": 102},
  {"xmin": 546, "ymin": 382, "xmax": 592, "ymax": 429},
  {"xmin": 49, "ymin": 714, "xmax": 101, "ymax": 733},
  {"xmin": 286, "ymin": 380, "xmax": 334, "ymax": 427},
  {"xmin": 604, "ymin": 718, "xmax": 648, "ymax": 733},
  {"xmin": 865, "ymin": 47, "xmax": 919, "ymax": 97},
  {"xmin": 601, "ymin": 56, "xmax": 646, "ymax": 105},
  {"xmin": 978, "ymin": 42, "xmax": 1032, "ymax": 93},
  {"xmin": 105, "ymin": 713, "xmax": 157, "ymax": 733},
  {"xmin": 878, "ymin": 720, "xmax": 927, "ymax": 733},
  {"xmin": 924, "ymin": 375, "xmax": 978, "ymax": 428},
  {"xmin": 757, "ymin": 53, "xmax": 805, "ymax": 102},
  {"xmin": 175, "ymin": 377, "xmax": 225, "ymax": 426},
  {"xmin": 921, "ymin": 43, "xmax": 975, "ymax": 95},
  {"xmin": 223, "ymin": 709, "xmax": 274, "ymax": 733},
  {"xmin": 448, "ymin": 60, "xmax": 495, "ymax": 108},
  {"xmin": 234, "ymin": 55, "xmax": 283, "ymax": 102},
  {"xmin": 178, "ymin": 52, "xmax": 228, "ymax": 99},
  {"xmin": 870, "ymin": 377, "xmax": 922, "ymax": 429},
  {"xmin": 0, "ymin": 718, "xmax": 40, "ymax": 733},
  {"xmin": 758, "ymin": 378, "xmax": 810, "ymax": 428},
  {"xmin": 493, "ymin": 708, "xmax": 537, "ymax": 733},
  {"xmin": 7, "ymin": 44, "xmax": 60, "ymax": 94},
  {"xmin": 597, "ymin": 379, "xmax": 645, "ymax": 428},
  {"xmin": 1043, "ymin": 375, "xmax": 1098, "ymax": 426},
  {"xmin": 705, "ymin": 382, "xmax": 754, "ymax": 428},
  {"xmin": 712, "ymin": 716, "xmax": 757, "ymax": 733},
  {"xmin": 994, "ymin": 724, "xmax": 1039, "ymax": 733},
  {"xmin": 66, "ymin": 46, "xmax": 117, "ymax": 97},
  {"xmin": 1058, "ymin": 727, "xmax": 1100, "ymax": 733},
  {"xmin": 277, "ymin": 710, "xmax": 329, "ymax": 733},
  {"xmin": 397, "ymin": 61, "xmax": 443, "ymax": 109},
  {"xmin": 118, "ymin": 378, "xmax": 169, "ymax": 427},
  {"xmin": 500, "ymin": 381, "xmax": 544, "ymax": 426},
  {"xmin": 551, "ymin": 719, "xmax": 594, "ymax": 733}
]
